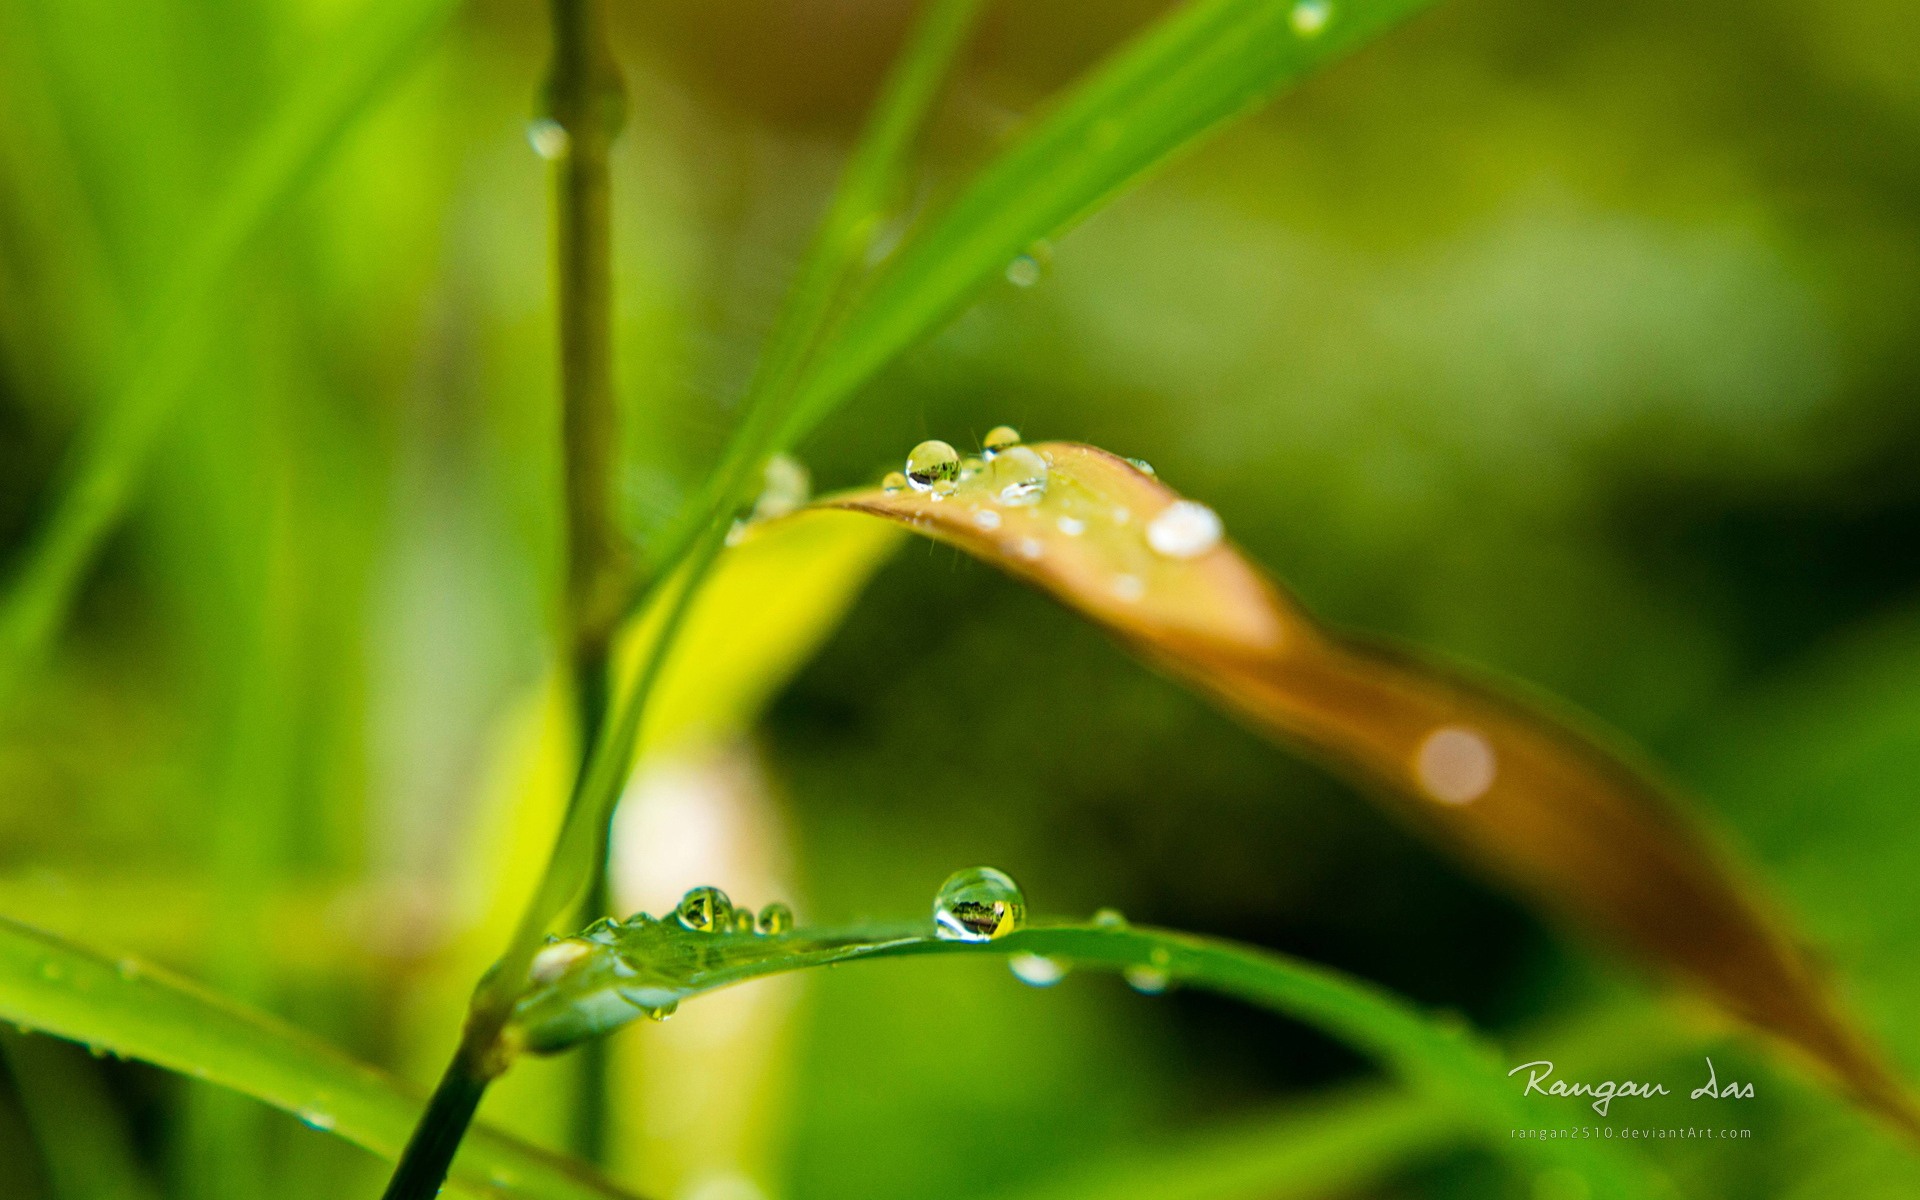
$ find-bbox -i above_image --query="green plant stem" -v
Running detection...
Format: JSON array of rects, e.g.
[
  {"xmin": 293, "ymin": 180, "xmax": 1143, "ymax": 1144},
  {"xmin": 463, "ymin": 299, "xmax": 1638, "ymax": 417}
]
[{"xmin": 380, "ymin": 2, "xmax": 629, "ymax": 1196}]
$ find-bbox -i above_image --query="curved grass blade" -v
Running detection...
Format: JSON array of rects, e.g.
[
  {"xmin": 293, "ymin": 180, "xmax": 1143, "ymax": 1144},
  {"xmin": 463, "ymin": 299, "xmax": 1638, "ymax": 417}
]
[
  {"xmin": 509, "ymin": 918, "xmax": 1663, "ymax": 1198},
  {"xmin": 0, "ymin": 0, "xmax": 461, "ymax": 701},
  {"xmin": 816, "ymin": 443, "xmax": 1920, "ymax": 1138},
  {"xmin": 773, "ymin": 0, "xmax": 1436, "ymax": 451},
  {"xmin": 0, "ymin": 917, "xmax": 641, "ymax": 1200}
]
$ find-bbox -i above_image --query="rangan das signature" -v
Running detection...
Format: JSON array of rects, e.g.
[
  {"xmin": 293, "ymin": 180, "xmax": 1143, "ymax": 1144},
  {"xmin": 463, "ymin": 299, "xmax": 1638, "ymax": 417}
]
[{"xmin": 1508, "ymin": 1058, "xmax": 1756, "ymax": 1116}]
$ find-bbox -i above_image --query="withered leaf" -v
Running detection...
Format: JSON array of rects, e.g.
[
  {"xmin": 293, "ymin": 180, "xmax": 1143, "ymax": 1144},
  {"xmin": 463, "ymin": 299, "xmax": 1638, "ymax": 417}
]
[{"xmin": 821, "ymin": 442, "xmax": 1918, "ymax": 1136}]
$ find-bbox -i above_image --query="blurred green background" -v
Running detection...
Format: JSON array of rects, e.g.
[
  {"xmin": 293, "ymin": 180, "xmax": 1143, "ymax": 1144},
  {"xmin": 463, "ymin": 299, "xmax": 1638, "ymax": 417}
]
[{"xmin": 4, "ymin": 0, "xmax": 1920, "ymax": 1198}]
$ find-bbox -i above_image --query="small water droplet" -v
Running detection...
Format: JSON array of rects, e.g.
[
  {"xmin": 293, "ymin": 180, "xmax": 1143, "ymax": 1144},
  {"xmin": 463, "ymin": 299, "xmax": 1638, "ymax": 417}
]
[
  {"xmin": 530, "ymin": 938, "xmax": 592, "ymax": 983},
  {"xmin": 645, "ymin": 999, "xmax": 679, "ymax": 1022},
  {"xmin": 1056, "ymin": 516, "xmax": 1086, "ymax": 536},
  {"xmin": 989, "ymin": 446, "xmax": 1050, "ymax": 506},
  {"xmin": 1112, "ymin": 574, "xmax": 1146, "ymax": 602},
  {"xmin": 1009, "ymin": 953, "xmax": 1068, "ymax": 987},
  {"xmin": 756, "ymin": 902, "xmax": 793, "ymax": 935},
  {"xmin": 85, "ymin": 1042, "xmax": 109, "ymax": 1059},
  {"xmin": 730, "ymin": 907, "xmax": 757, "ymax": 934},
  {"xmin": 751, "ymin": 454, "xmax": 811, "ymax": 522},
  {"xmin": 297, "ymin": 1106, "xmax": 336, "ymax": 1132},
  {"xmin": 1414, "ymin": 726, "xmax": 1496, "ymax": 804},
  {"xmin": 933, "ymin": 867, "xmax": 1026, "ymax": 942},
  {"xmin": 676, "ymin": 886, "xmax": 734, "ymax": 933},
  {"xmin": 1016, "ymin": 537, "xmax": 1044, "ymax": 561},
  {"xmin": 973, "ymin": 509, "xmax": 1002, "ymax": 531},
  {"xmin": 960, "ymin": 456, "xmax": 985, "ymax": 482},
  {"xmin": 1124, "ymin": 965, "xmax": 1172, "ymax": 994},
  {"xmin": 1124, "ymin": 947, "xmax": 1174, "ymax": 994},
  {"xmin": 882, "ymin": 471, "xmax": 908, "ymax": 493},
  {"xmin": 1289, "ymin": 0, "xmax": 1332, "ymax": 36},
  {"xmin": 1112, "ymin": 506, "xmax": 1132, "ymax": 526},
  {"xmin": 905, "ymin": 440, "xmax": 961, "ymax": 494},
  {"xmin": 1091, "ymin": 907, "xmax": 1129, "ymax": 929},
  {"xmin": 116, "ymin": 958, "xmax": 141, "ymax": 980},
  {"xmin": 1126, "ymin": 457, "xmax": 1156, "ymax": 476},
  {"xmin": 983, "ymin": 426, "xmax": 1021, "ymax": 456},
  {"xmin": 1146, "ymin": 500, "xmax": 1223, "ymax": 559},
  {"xmin": 582, "ymin": 916, "xmax": 622, "ymax": 944},
  {"xmin": 1004, "ymin": 241, "xmax": 1053, "ymax": 287},
  {"xmin": 527, "ymin": 118, "xmax": 571, "ymax": 160}
]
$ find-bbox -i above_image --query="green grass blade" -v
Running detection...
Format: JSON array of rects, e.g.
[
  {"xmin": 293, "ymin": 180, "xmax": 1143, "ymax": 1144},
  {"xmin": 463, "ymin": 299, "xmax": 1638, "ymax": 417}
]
[
  {"xmin": 0, "ymin": 0, "xmax": 461, "ymax": 701},
  {"xmin": 776, "ymin": 0, "xmax": 1434, "ymax": 449},
  {"xmin": 511, "ymin": 919, "xmax": 1666, "ymax": 1199},
  {"xmin": 0, "ymin": 917, "xmax": 639, "ymax": 1200},
  {"xmin": 982, "ymin": 1086, "xmax": 1462, "ymax": 1200}
]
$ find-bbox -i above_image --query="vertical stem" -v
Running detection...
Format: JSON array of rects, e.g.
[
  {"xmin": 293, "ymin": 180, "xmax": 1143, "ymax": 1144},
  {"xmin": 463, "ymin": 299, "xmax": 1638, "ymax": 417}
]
[{"xmin": 377, "ymin": 3, "xmax": 626, "ymax": 1197}]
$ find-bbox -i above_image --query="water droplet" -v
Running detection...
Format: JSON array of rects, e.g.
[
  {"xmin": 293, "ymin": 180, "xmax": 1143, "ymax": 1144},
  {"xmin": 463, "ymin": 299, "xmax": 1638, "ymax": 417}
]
[
  {"xmin": 1016, "ymin": 537, "xmax": 1044, "ymax": 561},
  {"xmin": 530, "ymin": 938, "xmax": 592, "ymax": 983},
  {"xmin": 983, "ymin": 426, "xmax": 1021, "ymax": 456},
  {"xmin": 582, "ymin": 916, "xmax": 622, "ymax": 945},
  {"xmin": 676, "ymin": 886, "xmax": 734, "ymax": 933},
  {"xmin": 1113, "ymin": 506, "xmax": 1132, "ymax": 526},
  {"xmin": 1091, "ymin": 907, "xmax": 1129, "ymax": 929},
  {"xmin": 1146, "ymin": 500, "xmax": 1223, "ymax": 559},
  {"xmin": 115, "ymin": 958, "xmax": 141, "ymax": 980},
  {"xmin": 1289, "ymin": 0, "xmax": 1332, "ymax": 36},
  {"xmin": 1126, "ymin": 457, "xmax": 1156, "ymax": 476},
  {"xmin": 1004, "ymin": 242, "xmax": 1052, "ymax": 287},
  {"xmin": 933, "ymin": 867, "xmax": 1027, "ymax": 942},
  {"xmin": 905, "ymin": 440, "xmax": 961, "ymax": 494},
  {"xmin": 1112, "ymin": 574, "xmax": 1146, "ymax": 602},
  {"xmin": 1414, "ymin": 726, "xmax": 1496, "ymax": 804},
  {"xmin": 989, "ymin": 446, "xmax": 1050, "ymax": 506},
  {"xmin": 645, "ymin": 999, "xmax": 679, "ymax": 1022},
  {"xmin": 527, "ymin": 118, "xmax": 571, "ymax": 160},
  {"xmin": 1056, "ymin": 516, "xmax": 1086, "ymax": 536},
  {"xmin": 756, "ymin": 902, "xmax": 793, "ymax": 935},
  {"xmin": 730, "ymin": 907, "xmax": 757, "ymax": 934},
  {"xmin": 297, "ymin": 1106, "xmax": 336, "ymax": 1132},
  {"xmin": 85, "ymin": 1042, "xmax": 108, "ymax": 1059},
  {"xmin": 1009, "ymin": 953, "xmax": 1068, "ymax": 987},
  {"xmin": 973, "ymin": 509, "xmax": 1002, "ymax": 531},
  {"xmin": 882, "ymin": 471, "xmax": 908, "ymax": 493},
  {"xmin": 751, "ymin": 454, "xmax": 811, "ymax": 522},
  {"xmin": 1124, "ymin": 948, "xmax": 1174, "ymax": 994}
]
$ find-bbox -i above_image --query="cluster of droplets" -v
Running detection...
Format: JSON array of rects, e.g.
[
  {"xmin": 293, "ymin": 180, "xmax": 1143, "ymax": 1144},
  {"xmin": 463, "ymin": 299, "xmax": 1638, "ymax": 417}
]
[
  {"xmin": 886, "ymin": 426, "xmax": 1051, "ymax": 509},
  {"xmin": 673, "ymin": 885, "xmax": 793, "ymax": 937}
]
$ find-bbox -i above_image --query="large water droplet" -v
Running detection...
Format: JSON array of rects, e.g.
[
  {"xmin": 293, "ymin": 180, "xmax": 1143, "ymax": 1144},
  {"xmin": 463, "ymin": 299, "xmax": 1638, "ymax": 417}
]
[
  {"xmin": 751, "ymin": 454, "xmax": 811, "ymax": 521},
  {"xmin": 676, "ymin": 886, "xmax": 734, "ymax": 933},
  {"xmin": 905, "ymin": 440, "xmax": 961, "ymax": 494},
  {"xmin": 989, "ymin": 445, "xmax": 1049, "ymax": 506},
  {"xmin": 933, "ymin": 867, "xmax": 1026, "ymax": 942},
  {"xmin": 1146, "ymin": 500, "xmax": 1223, "ymax": 559},
  {"xmin": 527, "ymin": 118, "xmax": 571, "ymax": 160},
  {"xmin": 1009, "ymin": 953, "xmax": 1068, "ymax": 988},
  {"xmin": 756, "ymin": 902, "xmax": 793, "ymax": 935},
  {"xmin": 983, "ymin": 425, "xmax": 1022, "ymax": 456},
  {"xmin": 1289, "ymin": 0, "xmax": 1332, "ymax": 36}
]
